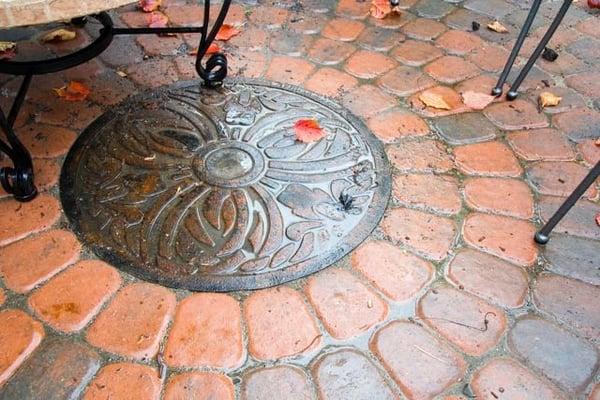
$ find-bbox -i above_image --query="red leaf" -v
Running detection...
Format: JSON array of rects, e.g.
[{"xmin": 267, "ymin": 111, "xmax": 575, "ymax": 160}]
[
  {"xmin": 53, "ymin": 81, "xmax": 91, "ymax": 101},
  {"xmin": 0, "ymin": 41, "xmax": 16, "ymax": 60},
  {"xmin": 189, "ymin": 43, "xmax": 220, "ymax": 56},
  {"xmin": 588, "ymin": 0, "xmax": 600, "ymax": 8},
  {"xmin": 139, "ymin": 0, "xmax": 161, "ymax": 12},
  {"xmin": 596, "ymin": 213, "xmax": 600, "ymax": 227},
  {"xmin": 215, "ymin": 24, "xmax": 240, "ymax": 41},
  {"xmin": 294, "ymin": 119, "xmax": 325, "ymax": 143},
  {"xmin": 147, "ymin": 11, "xmax": 169, "ymax": 28}
]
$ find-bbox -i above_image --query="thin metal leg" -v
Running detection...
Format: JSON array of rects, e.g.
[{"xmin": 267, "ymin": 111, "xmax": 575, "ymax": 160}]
[
  {"xmin": 0, "ymin": 75, "xmax": 37, "ymax": 202},
  {"xmin": 535, "ymin": 161, "xmax": 600, "ymax": 244},
  {"xmin": 492, "ymin": 0, "xmax": 542, "ymax": 97},
  {"xmin": 506, "ymin": 0, "xmax": 573, "ymax": 100}
]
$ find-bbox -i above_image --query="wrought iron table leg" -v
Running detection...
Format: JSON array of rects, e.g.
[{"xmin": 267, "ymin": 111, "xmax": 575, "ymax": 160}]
[
  {"xmin": 492, "ymin": 0, "xmax": 542, "ymax": 97},
  {"xmin": 0, "ymin": 74, "xmax": 37, "ymax": 201},
  {"xmin": 535, "ymin": 160, "xmax": 600, "ymax": 244},
  {"xmin": 507, "ymin": 0, "xmax": 573, "ymax": 100}
]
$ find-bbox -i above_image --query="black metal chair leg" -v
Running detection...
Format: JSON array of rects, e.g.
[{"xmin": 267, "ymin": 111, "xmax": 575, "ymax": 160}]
[
  {"xmin": 506, "ymin": 0, "xmax": 573, "ymax": 100},
  {"xmin": 535, "ymin": 160, "xmax": 600, "ymax": 244},
  {"xmin": 492, "ymin": 0, "xmax": 542, "ymax": 97}
]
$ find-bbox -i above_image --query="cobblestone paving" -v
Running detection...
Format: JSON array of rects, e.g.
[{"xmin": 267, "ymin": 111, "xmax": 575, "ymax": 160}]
[{"xmin": 0, "ymin": 0, "xmax": 599, "ymax": 399}]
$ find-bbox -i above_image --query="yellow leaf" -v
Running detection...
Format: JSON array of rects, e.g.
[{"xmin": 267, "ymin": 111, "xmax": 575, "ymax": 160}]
[
  {"xmin": 487, "ymin": 21, "xmax": 509, "ymax": 33},
  {"xmin": 419, "ymin": 91, "xmax": 451, "ymax": 110},
  {"xmin": 41, "ymin": 28, "xmax": 77, "ymax": 43},
  {"xmin": 539, "ymin": 92, "xmax": 562, "ymax": 108},
  {"xmin": 0, "ymin": 41, "xmax": 16, "ymax": 52}
]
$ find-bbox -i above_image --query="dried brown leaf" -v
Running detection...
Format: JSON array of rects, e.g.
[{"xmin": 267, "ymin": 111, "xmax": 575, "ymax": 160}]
[
  {"xmin": 41, "ymin": 28, "xmax": 76, "ymax": 43},
  {"xmin": 462, "ymin": 91, "xmax": 496, "ymax": 110},
  {"xmin": 419, "ymin": 91, "xmax": 452, "ymax": 110},
  {"xmin": 539, "ymin": 91, "xmax": 562, "ymax": 108},
  {"xmin": 487, "ymin": 21, "xmax": 509, "ymax": 33}
]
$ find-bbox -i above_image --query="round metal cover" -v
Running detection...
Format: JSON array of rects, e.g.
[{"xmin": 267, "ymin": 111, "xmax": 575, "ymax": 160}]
[{"xmin": 60, "ymin": 79, "xmax": 391, "ymax": 291}]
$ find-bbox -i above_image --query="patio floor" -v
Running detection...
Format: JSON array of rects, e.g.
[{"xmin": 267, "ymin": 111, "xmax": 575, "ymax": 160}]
[{"xmin": 0, "ymin": 0, "xmax": 599, "ymax": 399}]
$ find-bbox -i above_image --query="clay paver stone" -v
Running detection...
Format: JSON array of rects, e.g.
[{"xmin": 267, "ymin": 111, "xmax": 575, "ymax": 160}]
[
  {"xmin": 484, "ymin": 100, "xmax": 549, "ymax": 131},
  {"xmin": 244, "ymin": 287, "xmax": 322, "ymax": 360},
  {"xmin": 83, "ymin": 363, "xmax": 161, "ymax": 400},
  {"xmin": 0, "ymin": 309, "xmax": 44, "ymax": 387},
  {"xmin": 0, "ymin": 337, "xmax": 100, "ymax": 400},
  {"xmin": 86, "ymin": 283, "xmax": 176, "ymax": 360},
  {"xmin": 351, "ymin": 241, "xmax": 433, "ymax": 302},
  {"xmin": 165, "ymin": 372, "xmax": 235, "ymax": 400},
  {"xmin": 508, "ymin": 317, "xmax": 599, "ymax": 395},
  {"xmin": 28, "ymin": 260, "xmax": 121, "ymax": 332},
  {"xmin": 539, "ymin": 196, "xmax": 600, "ymax": 241},
  {"xmin": 387, "ymin": 140, "xmax": 453, "ymax": 173},
  {"xmin": 242, "ymin": 366, "xmax": 315, "ymax": 400},
  {"xmin": 472, "ymin": 358, "xmax": 566, "ymax": 400},
  {"xmin": 393, "ymin": 173, "xmax": 462, "ymax": 215},
  {"xmin": 312, "ymin": 349, "xmax": 395, "ymax": 400},
  {"xmin": 527, "ymin": 162, "xmax": 598, "ymax": 200},
  {"xmin": 454, "ymin": 142, "xmax": 522, "ymax": 177},
  {"xmin": 464, "ymin": 177, "xmax": 534, "ymax": 219},
  {"xmin": 0, "ymin": 229, "xmax": 81, "ymax": 293},
  {"xmin": 164, "ymin": 293, "xmax": 244, "ymax": 368},
  {"xmin": 371, "ymin": 321, "xmax": 466, "ymax": 399},
  {"xmin": 543, "ymin": 234, "xmax": 600, "ymax": 286},
  {"xmin": 418, "ymin": 285, "xmax": 507, "ymax": 356},
  {"xmin": 0, "ymin": 194, "xmax": 61, "ymax": 247},
  {"xmin": 447, "ymin": 249, "xmax": 528, "ymax": 308},
  {"xmin": 305, "ymin": 268, "xmax": 388, "ymax": 339}
]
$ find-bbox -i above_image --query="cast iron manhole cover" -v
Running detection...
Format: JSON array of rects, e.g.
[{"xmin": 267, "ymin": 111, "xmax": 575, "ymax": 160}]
[{"xmin": 61, "ymin": 79, "xmax": 391, "ymax": 291}]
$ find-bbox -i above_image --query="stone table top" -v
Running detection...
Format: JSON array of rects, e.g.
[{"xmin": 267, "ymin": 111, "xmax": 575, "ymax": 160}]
[{"xmin": 1, "ymin": 0, "xmax": 136, "ymax": 28}]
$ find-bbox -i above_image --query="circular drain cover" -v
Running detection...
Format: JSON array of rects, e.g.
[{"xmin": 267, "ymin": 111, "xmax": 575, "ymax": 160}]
[{"xmin": 61, "ymin": 79, "xmax": 391, "ymax": 291}]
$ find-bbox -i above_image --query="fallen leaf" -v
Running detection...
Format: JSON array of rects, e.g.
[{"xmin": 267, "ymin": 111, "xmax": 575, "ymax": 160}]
[
  {"xmin": 189, "ymin": 42, "xmax": 221, "ymax": 56},
  {"xmin": 116, "ymin": 70, "xmax": 128, "ymax": 77},
  {"xmin": 419, "ymin": 91, "xmax": 451, "ymax": 110},
  {"xmin": 596, "ymin": 213, "xmax": 600, "ymax": 227},
  {"xmin": 589, "ymin": 0, "xmax": 600, "ymax": 9},
  {"xmin": 541, "ymin": 47, "xmax": 559, "ymax": 62},
  {"xmin": 53, "ymin": 81, "xmax": 91, "ymax": 101},
  {"xmin": 369, "ymin": 0, "xmax": 401, "ymax": 19},
  {"xmin": 294, "ymin": 119, "xmax": 325, "ymax": 143},
  {"xmin": 595, "ymin": 138, "xmax": 600, "ymax": 147},
  {"xmin": 539, "ymin": 92, "xmax": 562, "ymax": 108},
  {"xmin": 41, "ymin": 28, "xmax": 76, "ymax": 43},
  {"xmin": 462, "ymin": 91, "xmax": 496, "ymax": 110},
  {"xmin": 139, "ymin": 0, "xmax": 161, "ymax": 12},
  {"xmin": 215, "ymin": 24, "xmax": 240, "ymax": 41},
  {"xmin": 147, "ymin": 11, "xmax": 169, "ymax": 28},
  {"xmin": 487, "ymin": 21, "xmax": 508, "ymax": 33},
  {"xmin": 0, "ymin": 41, "xmax": 16, "ymax": 60}
]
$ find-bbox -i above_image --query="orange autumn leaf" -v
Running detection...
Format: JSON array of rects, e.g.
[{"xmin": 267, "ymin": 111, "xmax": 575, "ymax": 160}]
[
  {"xmin": 294, "ymin": 119, "xmax": 325, "ymax": 143},
  {"xmin": 215, "ymin": 24, "xmax": 240, "ymax": 41},
  {"xmin": 139, "ymin": 0, "xmax": 161, "ymax": 12},
  {"xmin": 189, "ymin": 42, "xmax": 220, "ymax": 56},
  {"xmin": 369, "ymin": 0, "xmax": 401, "ymax": 19},
  {"xmin": 53, "ymin": 81, "xmax": 91, "ymax": 101},
  {"xmin": 462, "ymin": 91, "xmax": 496, "ymax": 110},
  {"xmin": 147, "ymin": 11, "xmax": 169, "ymax": 28}
]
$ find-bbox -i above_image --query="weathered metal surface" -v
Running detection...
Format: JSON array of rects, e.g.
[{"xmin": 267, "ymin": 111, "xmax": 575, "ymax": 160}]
[{"xmin": 60, "ymin": 79, "xmax": 391, "ymax": 291}]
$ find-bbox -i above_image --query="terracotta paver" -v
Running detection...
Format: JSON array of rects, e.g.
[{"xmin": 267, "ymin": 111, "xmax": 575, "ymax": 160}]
[
  {"xmin": 312, "ymin": 349, "xmax": 395, "ymax": 400},
  {"xmin": 463, "ymin": 213, "xmax": 538, "ymax": 266},
  {"xmin": 447, "ymin": 249, "xmax": 528, "ymax": 308},
  {"xmin": 464, "ymin": 177, "xmax": 534, "ymax": 219},
  {"xmin": 305, "ymin": 268, "xmax": 388, "ymax": 339},
  {"xmin": 242, "ymin": 366, "xmax": 315, "ymax": 400},
  {"xmin": 28, "ymin": 260, "xmax": 121, "ymax": 332},
  {"xmin": 0, "ymin": 229, "xmax": 81, "ymax": 293},
  {"xmin": 367, "ymin": 110, "xmax": 430, "ymax": 142},
  {"xmin": 1, "ymin": 0, "xmax": 599, "ymax": 396},
  {"xmin": 387, "ymin": 140, "xmax": 453, "ymax": 173},
  {"xmin": 244, "ymin": 287, "xmax": 321, "ymax": 360},
  {"xmin": 351, "ymin": 241, "xmax": 433, "ymax": 302},
  {"xmin": 165, "ymin": 372, "xmax": 235, "ymax": 400},
  {"xmin": 86, "ymin": 283, "xmax": 176, "ymax": 360},
  {"xmin": 471, "ymin": 358, "xmax": 566, "ymax": 400},
  {"xmin": 0, "ymin": 337, "xmax": 100, "ymax": 399},
  {"xmin": 454, "ymin": 141, "xmax": 522, "ymax": 177},
  {"xmin": 371, "ymin": 321, "xmax": 466, "ymax": 399},
  {"xmin": 533, "ymin": 274, "xmax": 600, "ymax": 342},
  {"xmin": 393, "ymin": 173, "xmax": 461, "ymax": 215},
  {"xmin": 508, "ymin": 317, "xmax": 598, "ymax": 395},
  {"xmin": 83, "ymin": 363, "xmax": 161, "ymax": 400},
  {"xmin": 0, "ymin": 309, "xmax": 44, "ymax": 387},
  {"xmin": 0, "ymin": 194, "xmax": 61, "ymax": 247},
  {"xmin": 303, "ymin": 67, "xmax": 358, "ymax": 98},
  {"xmin": 382, "ymin": 207, "xmax": 456, "ymax": 261},
  {"xmin": 418, "ymin": 285, "xmax": 507, "ymax": 356},
  {"xmin": 164, "ymin": 293, "xmax": 244, "ymax": 368}
]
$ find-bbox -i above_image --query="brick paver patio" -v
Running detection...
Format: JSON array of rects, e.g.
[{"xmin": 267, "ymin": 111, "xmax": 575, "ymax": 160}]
[{"xmin": 0, "ymin": 0, "xmax": 599, "ymax": 399}]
